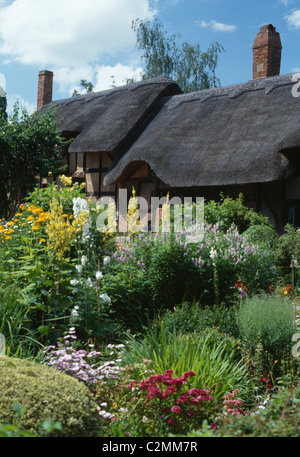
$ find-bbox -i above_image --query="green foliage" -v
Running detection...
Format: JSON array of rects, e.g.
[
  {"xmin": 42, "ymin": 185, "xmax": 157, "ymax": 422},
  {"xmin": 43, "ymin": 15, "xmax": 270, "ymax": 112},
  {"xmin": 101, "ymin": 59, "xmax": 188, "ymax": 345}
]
[
  {"xmin": 236, "ymin": 294, "xmax": 295, "ymax": 377},
  {"xmin": 0, "ymin": 177, "xmax": 117, "ymax": 348},
  {"xmin": 0, "ymin": 283, "xmax": 41, "ymax": 357},
  {"xmin": 204, "ymin": 193, "xmax": 271, "ymax": 233},
  {"xmin": 0, "ymin": 357, "xmax": 101, "ymax": 437},
  {"xmin": 132, "ymin": 18, "xmax": 223, "ymax": 92},
  {"xmin": 190, "ymin": 386, "xmax": 300, "ymax": 437},
  {"xmin": 244, "ymin": 224, "xmax": 278, "ymax": 249},
  {"xmin": 160, "ymin": 301, "xmax": 239, "ymax": 338},
  {"xmin": 121, "ymin": 324, "xmax": 251, "ymax": 403},
  {"xmin": 72, "ymin": 79, "xmax": 94, "ymax": 97},
  {"xmin": 101, "ymin": 262, "xmax": 151, "ymax": 333},
  {"xmin": 275, "ymin": 224, "xmax": 300, "ymax": 283},
  {"xmin": 146, "ymin": 233, "xmax": 201, "ymax": 310},
  {"xmin": 0, "ymin": 102, "xmax": 68, "ymax": 218}
]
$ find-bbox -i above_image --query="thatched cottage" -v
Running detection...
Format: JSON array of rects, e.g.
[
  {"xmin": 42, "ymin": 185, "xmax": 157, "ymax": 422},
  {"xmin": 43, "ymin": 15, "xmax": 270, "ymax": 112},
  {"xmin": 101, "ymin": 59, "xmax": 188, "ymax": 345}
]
[{"xmin": 38, "ymin": 25, "xmax": 300, "ymax": 231}]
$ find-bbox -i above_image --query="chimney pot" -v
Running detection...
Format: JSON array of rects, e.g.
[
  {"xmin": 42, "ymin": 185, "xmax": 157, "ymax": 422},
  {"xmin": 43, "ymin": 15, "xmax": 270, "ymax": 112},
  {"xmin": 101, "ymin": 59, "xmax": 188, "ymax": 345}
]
[
  {"xmin": 252, "ymin": 24, "xmax": 282, "ymax": 79},
  {"xmin": 37, "ymin": 70, "xmax": 53, "ymax": 110}
]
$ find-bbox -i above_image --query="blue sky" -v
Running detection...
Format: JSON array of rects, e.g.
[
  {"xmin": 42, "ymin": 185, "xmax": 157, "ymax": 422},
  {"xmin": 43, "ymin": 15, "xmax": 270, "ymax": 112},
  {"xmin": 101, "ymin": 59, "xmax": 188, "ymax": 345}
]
[{"xmin": 0, "ymin": 0, "xmax": 299, "ymax": 114}]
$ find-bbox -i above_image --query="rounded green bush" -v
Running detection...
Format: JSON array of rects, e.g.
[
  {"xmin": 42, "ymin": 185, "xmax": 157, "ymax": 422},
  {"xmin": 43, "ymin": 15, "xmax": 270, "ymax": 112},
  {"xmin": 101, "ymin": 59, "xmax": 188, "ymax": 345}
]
[
  {"xmin": 243, "ymin": 224, "xmax": 278, "ymax": 248},
  {"xmin": 0, "ymin": 357, "xmax": 101, "ymax": 437}
]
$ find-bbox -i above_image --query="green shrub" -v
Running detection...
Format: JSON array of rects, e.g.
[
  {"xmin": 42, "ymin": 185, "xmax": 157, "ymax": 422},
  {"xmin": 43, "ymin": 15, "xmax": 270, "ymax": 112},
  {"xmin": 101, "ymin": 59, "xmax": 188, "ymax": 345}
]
[
  {"xmin": 243, "ymin": 224, "xmax": 278, "ymax": 249},
  {"xmin": 204, "ymin": 193, "xmax": 271, "ymax": 233},
  {"xmin": 160, "ymin": 301, "xmax": 239, "ymax": 338},
  {"xmin": 0, "ymin": 357, "xmax": 101, "ymax": 437},
  {"xmin": 146, "ymin": 233, "xmax": 201, "ymax": 310},
  {"xmin": 236, "ymin": 294, "xmax": 295, "ymax": 376},
  {"xmin": 276, "ymin": 224, "xmax": 300, "ymax": 284}
]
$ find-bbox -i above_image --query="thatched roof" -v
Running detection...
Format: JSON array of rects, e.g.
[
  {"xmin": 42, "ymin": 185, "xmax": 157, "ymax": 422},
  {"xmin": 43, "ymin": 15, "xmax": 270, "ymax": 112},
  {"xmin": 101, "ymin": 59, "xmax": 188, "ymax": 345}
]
[
  {"xmin": 50, "ymin": 76, "xmax": 181, "ymax": 154},
  {"xmin": 103, "ymin": 73, "xmax": 300, "ymax": 188}
]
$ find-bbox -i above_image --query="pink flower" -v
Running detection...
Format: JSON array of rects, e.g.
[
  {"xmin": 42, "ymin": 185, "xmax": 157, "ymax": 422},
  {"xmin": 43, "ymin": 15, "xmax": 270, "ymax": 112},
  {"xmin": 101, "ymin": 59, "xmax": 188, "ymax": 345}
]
[
  {"xmin": 186, "ymin": 410, "xmax": 195, "ymax": 418},
  {"xmin": 165, "ymin": 386, "xmax": 176, "ymax": 396},
  {"xmin": 183, "ymin": 371, "xmax": 196, "ymax": 379},
  {"xmin": 177, "ymin": 393, "xmax": 189, "ymax": 403},
  {"xmin": 171, "ymin": 405, "xmax": 181, "ymax": 414}
]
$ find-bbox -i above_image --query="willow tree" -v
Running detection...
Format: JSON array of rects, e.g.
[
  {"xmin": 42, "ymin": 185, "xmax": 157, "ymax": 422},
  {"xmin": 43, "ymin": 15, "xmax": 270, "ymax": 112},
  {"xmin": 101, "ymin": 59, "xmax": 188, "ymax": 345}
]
[{"xmin": 131, "ymin": 18, "xmax": 224, "ymax": 92}]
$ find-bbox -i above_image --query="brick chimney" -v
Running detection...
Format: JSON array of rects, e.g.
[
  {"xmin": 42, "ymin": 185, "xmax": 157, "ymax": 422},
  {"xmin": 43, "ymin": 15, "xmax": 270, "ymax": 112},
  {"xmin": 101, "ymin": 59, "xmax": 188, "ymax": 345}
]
[
  {"xmin": 37, "ymin": 70, "xmax": 53, "ymax": 110},
  {"xmin": 252, "ymin": 25, "xmax": 282, "ymax": 79}
]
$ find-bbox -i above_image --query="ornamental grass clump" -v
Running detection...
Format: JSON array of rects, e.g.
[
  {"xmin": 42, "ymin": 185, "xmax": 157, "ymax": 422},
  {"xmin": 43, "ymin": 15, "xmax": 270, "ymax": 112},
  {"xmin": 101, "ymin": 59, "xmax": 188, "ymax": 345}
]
[
  {"xmin": 121, "ymin": 324, "xmax": 251, "ymax": 404},
  {"xmin": 236, "ymin": 294, "xmax": 295, "ymax": 378}
]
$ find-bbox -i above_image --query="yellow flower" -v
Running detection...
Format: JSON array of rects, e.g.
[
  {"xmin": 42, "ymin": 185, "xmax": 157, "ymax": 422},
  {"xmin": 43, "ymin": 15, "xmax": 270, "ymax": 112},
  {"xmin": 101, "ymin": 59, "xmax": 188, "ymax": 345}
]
[
  {"xmin": 127, "ymin": 187, "xmax": 139, "ymax": 233},
  {"xmin": 7, "ymin": 221, "xmax": 14, "ymax": 226},
  {"xmin": 36, "ymin": 212, "xmax": 48, "ymax": 223},
  {"xmin": 39, "ymin": 238, "xmax": 46, "ymax": 243},
  {"xmin": 15, "ymin": 213, "xmax": 23, "ymax": 217},
  {"xmin": 46, "ymin": 197, "xmax": 74, "ymax": 260},
  {"xmin": 19, "ymin": 204, "xmax": 27, "ymax": 211},
  {"xmin": 60, "ymin": 174, "xmax": 73, "ymax": 186},
  {"xmin": 27, "ymin": 215, "xmax": 35, "ymax": 221}
]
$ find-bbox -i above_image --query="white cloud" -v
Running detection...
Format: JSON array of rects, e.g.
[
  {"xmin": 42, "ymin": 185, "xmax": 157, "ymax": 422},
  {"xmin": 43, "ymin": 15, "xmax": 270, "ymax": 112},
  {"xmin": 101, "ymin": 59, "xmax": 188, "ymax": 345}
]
[
  {"xmin": 93, "ymin": 64, "xmax": 144, "ymax": 92},
  {"xmin": 278, "ymin": 0, "xmax": 291, "ymax": 6},
  {"xmin": 0, "ymin": 0, "xmax": 157, "ymax": 67},
  {"xmin": 53, "ymin": 63, "xmax": 145, "ymax": 96},
  {"xmin": 7, "ymin": 94, "xmax": 36, "ymax": 115},
  {"xmin": 0, "ymin": 72, "xmax": 5, "ymax": 90},
  {"xmin": 197, "ymin": 19, "xmax": 237, "ymax": 32},
  {"xmin": 286, "ymin": 9, "xmax": 300, "ymax": 28}
]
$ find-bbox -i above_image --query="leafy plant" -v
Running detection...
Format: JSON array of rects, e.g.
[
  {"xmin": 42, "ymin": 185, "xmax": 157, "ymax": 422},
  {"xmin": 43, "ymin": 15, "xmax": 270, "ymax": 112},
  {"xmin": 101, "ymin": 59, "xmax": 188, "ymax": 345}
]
[
  {"xmin": 236, "ymin": 294, "xmax": 295, "ymax": 378},
  {"xmin": 121, "ymin": 324, "xmax": 251, "ymax": 403},
  {"xmin": 0, "ymin": 102, "xmax": 68, "ymax": 218}
]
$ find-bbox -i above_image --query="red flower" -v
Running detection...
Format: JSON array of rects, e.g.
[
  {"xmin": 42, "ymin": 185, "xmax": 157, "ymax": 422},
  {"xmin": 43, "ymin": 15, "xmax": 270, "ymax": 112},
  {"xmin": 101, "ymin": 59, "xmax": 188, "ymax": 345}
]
[{"xmin": 171, "ymin": 405, "xmax": 181, "ymax": 414}]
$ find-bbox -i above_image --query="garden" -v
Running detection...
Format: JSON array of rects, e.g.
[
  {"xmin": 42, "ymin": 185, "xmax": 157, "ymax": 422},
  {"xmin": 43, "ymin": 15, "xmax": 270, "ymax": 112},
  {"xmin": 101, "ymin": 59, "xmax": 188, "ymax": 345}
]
[{"xmin": 0, "ymin": 176, "xmax": 300, "ymax": 438}]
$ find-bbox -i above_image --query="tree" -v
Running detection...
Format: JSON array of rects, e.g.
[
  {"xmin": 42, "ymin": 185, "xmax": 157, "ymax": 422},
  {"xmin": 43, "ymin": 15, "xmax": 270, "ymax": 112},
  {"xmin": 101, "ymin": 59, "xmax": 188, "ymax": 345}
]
[
  {"xmin": 0, "ymin": 102, "xmax": 68, "ymax": 218},
  {"xmin": 131, "ymin": 18, "xmax": 224, "ymax": 92},
  {"xmin": 72, "ymin": 79, "xmax": 94, "ymax": 97}
]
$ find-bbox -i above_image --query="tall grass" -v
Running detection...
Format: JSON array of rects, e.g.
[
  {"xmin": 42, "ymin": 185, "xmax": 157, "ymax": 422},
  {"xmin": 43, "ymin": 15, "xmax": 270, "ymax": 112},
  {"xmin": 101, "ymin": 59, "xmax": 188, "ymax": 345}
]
[
  {"xmin": 122, "ymin": 324, "xmax": 251, "ymax": 402},
  {"xmin": 0, "ymin": 283, "xmax": 41, "ymax": 357}
]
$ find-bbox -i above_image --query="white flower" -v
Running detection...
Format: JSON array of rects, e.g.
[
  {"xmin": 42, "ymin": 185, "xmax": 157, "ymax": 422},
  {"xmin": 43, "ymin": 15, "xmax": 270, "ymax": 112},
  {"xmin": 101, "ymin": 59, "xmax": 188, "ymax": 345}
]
[
  {"xmin": 81, "ymin": 255, "xmax": 88, "ymax": 266},
  {"xmin": 85, "ymin": 277, "xmax": 93, "ymax": 288},
  {"xmin": 73, "ymin": 197, "xmax": 89, "ymax": 218},
  {"xmin": 70, "ymin": 279, "xmax": 79, "ymax": 286},
  {"xmin": 210, "ymin": 248, "xmax": 218, "ymax": 265},
  {"xmin": 96, "ymin": 271, "xmax": 103, "ymax": 281},
  {"xmin": 70, "ymin": 306, "xmax": 79, "ymax": 324},
  {"xmin": 75, "ymin": 264, "xmax": 83, "ymax": 273},
  {"xmin": 100, "ymin": 293, "xmax": 111, "ymax": 304},
  {"xmin": 103, "ymin": 256, "xmax": 111, "ymax": 265}
]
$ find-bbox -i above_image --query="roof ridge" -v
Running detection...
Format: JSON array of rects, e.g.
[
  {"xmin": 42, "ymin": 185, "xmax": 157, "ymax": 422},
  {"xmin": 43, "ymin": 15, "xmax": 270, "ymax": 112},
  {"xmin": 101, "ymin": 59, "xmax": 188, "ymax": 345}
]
[
  {"xmin": 168, "ymin": 73, "xmax": 296, "ymax": 110},
  {"xmin": 51, "ymin": 76, "xmax": 177, "ymax": 106}
]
